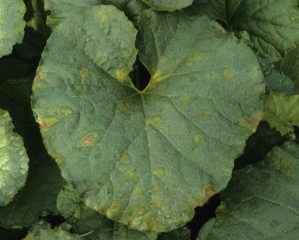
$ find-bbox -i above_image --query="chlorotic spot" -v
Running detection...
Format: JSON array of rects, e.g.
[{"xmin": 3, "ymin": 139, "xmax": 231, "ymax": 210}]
[
  {"xmin": 208, "ymin": 72, "xmax": 214, "ymax": 78},
  {"xmin": 62, "ymin": 108, "xmax": 73, "ymax": 116},
  {"xmin": 32, "ymin": 72, "xmax": 43, "ymax": 89},
  {"xmin": 149, "ymin": 117, "xmax": 162, "ymax": 126},
  {"xmin": 120, "ymin": 153, "xmax": 132, "ymax": 165},
  {"xmin": 192, "ymin": 52, "xmax": 207, "ymax": 61},
  {"xmin": 222, "ymin": 67, "xmax": 235, "ymax": 81},
  {"xmin": 193, "ymin": 134, "xmax": 204, "ymax": 144},
  {"xmin": 115, "ymin": 69, "xmax": 127, "ymax": 82},
  {"xmin": 152, "ymin": 167, "xmax": 165, "ymax": 177},
  {"xmin": 151, "ymin": 71, "xmax": 163, "ymax": 83},
  {"xmin": 78, "ymin": 68, "xmax": 89, "ymax": 78},
  {"xmin": 124, "ymin": 169, "xmax": 136, "ymax": 181},
  {"xmin": 197, "ymin": 109, "xmax": 212, "ymax": 121},
  {"xmin": 180, "ymin": 95, "xmax": 192, "ymax": 105},
  {"xmin": 107, "ymin": 202, "xmax": 121, "ymax": 218},
  {"xmin": 77, "ymin": 132, "xmax": 100, "ymax": 148},
  {"xmin": 133, "ymin": 187, "xmax": 142, "ymax": 195},
  {"xmin": 38, "ymin": 117, "xmax": 59, "ymax": 129},
  {"xmin": 152, "ymin": 197, "xmax": 163, "ymax": 208},
  {"xmin": 239, "ymin": 111, "xmax": 263, "ymax": 134}
]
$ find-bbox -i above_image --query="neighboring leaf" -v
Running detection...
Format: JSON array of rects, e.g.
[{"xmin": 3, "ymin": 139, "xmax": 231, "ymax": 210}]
[
  {"xmin": 44, "ymin": 0, "xmax": 106, "ymax": 30},
  {"xmin": 57, "ymin": 184, "xmax": 158, "ymax": 240},
  {"xmin": 0, "ymin": 110, "xmax": 29, "ymax": 206},
  {"xmin": 264, "ymin": 91, "xmax": 299, "ymax": 135},
  {"xmin": 196, "ymin": 0, "xmax": 299, "ymax": 62},
  {"xmin": 141, "ymin": 0, "xmax": 193, "ymax": 11},
  {"xmin": 258, "ymin": 56, "xmax": 294, "ymax": 96},
  {"xmin": 198, "ymin": 141, "xmax": 299, "ymax": 239},
  {"xmin": 15, "ymin": 0, "xmax": 51, "ymax": 59},
  {"xmin": 32, "ymin": 6, "xmax": 264, "ymax": 232},
  {"xmin": 0, "ymin": 0, "xmax": 26, "ymax": 58},
  {"xmin": 24, "ymin": 227, "xmax": 82, "ymax": 240},
  {"xmin": 280, "ymin": 46, "xmax": 299, "ymax": 93},
  {"xmin": 157, "ymin": 226, "xmax": 190, "ymax": 240}
]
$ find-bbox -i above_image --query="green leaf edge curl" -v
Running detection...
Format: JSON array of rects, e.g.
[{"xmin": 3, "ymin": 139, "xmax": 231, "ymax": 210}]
[
  {"xmin": 141, "ymin": 0, "xmax": 193, "ymax": 11},
  {"xmin": 0, "ymin": 0, "xmax": 26, "ymax": 58},
  {"xmin": 32, "ymin": 5, "xmax": 264, "ymax": 232},
  {"xmin": 0, "ymin": 109, "xmax": 29, "ymax": 206}
]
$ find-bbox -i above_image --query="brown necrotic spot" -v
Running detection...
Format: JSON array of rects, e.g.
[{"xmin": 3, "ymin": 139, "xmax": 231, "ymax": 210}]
[{"xmin": 77, "ymin": 132, "xmax": 100, "ymax": 148}]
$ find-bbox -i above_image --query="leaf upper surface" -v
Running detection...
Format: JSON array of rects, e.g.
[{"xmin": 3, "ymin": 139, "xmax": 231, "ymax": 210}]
[
  {"xmin": 141, "ymin": 0, "xmax": 193, "ymax": 11},
  {"xmin": 0, "ymin": 0, "xmax": 26, "ymax": 58},
  {"xmin": 32, "ymin": 6, "xmax": 264, "ymax": 232},
  {"xmin": 196, "ymin": 0, "xmax": 299, "ymax": 62},
  {"xmin": 198, "ymin": 141, "xmax": 299, "ymax": 239},
  {"xmin": 0, "ymin": 110, "xmax": 28, "ymax": 206}
]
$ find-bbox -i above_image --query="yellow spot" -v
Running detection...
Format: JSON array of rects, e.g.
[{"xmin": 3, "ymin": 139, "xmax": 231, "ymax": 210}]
[
  {"xmin": 118, "ymin": 102, "xmax": 131, "ymax": 114},
  {"xmin": 208, "ymin": 72, "xmax": 214, "ymax": 78},
  {"xmin": 273, "ymin": 158, "xmax": 296, "ymax": 175},
  {"xmin": 124, "ymin": 169, "xmax": 135, "ymax": 181},
  {"xmin": 32, "ymin": 72, "xmax": 43, "ymax": 89},
  {"xmin": 220, "ymin": 98, "xmax": 228, "ymax": 106},
  {"xmin": 134, "ymin": 208, "xmax": 144, "ymax": 216},
  {"xmin": 120, "ymin": 153, "xmax": 131, "ymax": 165},
  {"xmin": 115, "ymin": 69, "xmax": 127, "ymax": 82},
  {"xmin": 152, "ymin": 197, "xmax": 163, "ymax": 208},
  {"xmin": 77, "ymin": 132, "xmax": 100, "ymax": 148},
  {"xmin": 152, "ymin": 167, "xmax": 164, "ymax": 177},
  {"xmin": 150, "ymin": 184, "xmax": 160, "ymax": 194},
  {"xmin": 192, "ymin": 52, "xmax": 207, "ymax": 61},
  {"xmin": 107, "ymin": 202, "xmax": 121, "ymax": 218},
  {"xmin": 193, "ymin": 134, "xmax": 204, "ymax": 144},
  {"xmin": 78, "ymin": 68, "xmax": 89, "ymax": 78},
  {"xmin": 37, "ymin": 117, "xmax": 58, "ymax": 129},
  {"xmin": 100, "ymin": 13, "xmax": 109, "ymax": 23},
  {"xmin": 133, "ymin": 187, "xmax": 141, "ymax": 195},
  {"xmin": 180, "ymin": 95, "xmax": 192, "ymax": 105},
  {"xmin": 62, "ymin": 108, "xmax": 73, "ymax": 116},
  {"xmin": 239, "ymin": 111, "xmax": 264, "ymax": 134},
  {"xmin": 197, "ymin": 109, "xmax": 212, "ymax": 121},
  {"xmin": 53, "ymin": 154, "xmax": 64, "ymax": 164},
  {"xmin": 151, "ymin": 71, "xmax": 163, "ymax": 83},
  {"xmin": 148, "ymin": 117, "xmax": 162, "ymax": 126},
  {"xmin": 222, "ymin": 67, "xmax": 235, "ymax": 81}
]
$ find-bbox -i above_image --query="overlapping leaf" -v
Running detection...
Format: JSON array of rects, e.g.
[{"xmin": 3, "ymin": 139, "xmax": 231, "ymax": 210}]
[
  {"xmin": 264, "ymin": 92, "xmax": 299, "ymax": 135},
  {"xmin": 57, "ymin": 184, "xmax": 158, "ymax": 240},
  {"xmin": 141, "ymin": 0, "xmax": 192, "ymax": 11},
  {"xmin": 0, "ymin": 110, "xmax": 28, "ymax": 206},
  {"xmin": 0, "ymin": 0, "xmax": 26, "ymax": 58},
  {"xmin": 32, "ymin": 5, "xmax": 264, "ymax": 232},
  {"xmin": 198, "ymin": 141, "xmax": 299, "ymax": 239},
  {"xmin": 196, "ymin": 0, "xmax": 299, "ymax": 62}
]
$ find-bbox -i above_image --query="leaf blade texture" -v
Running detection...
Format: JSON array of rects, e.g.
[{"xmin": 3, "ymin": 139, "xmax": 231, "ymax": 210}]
[
  {"xmin": 0, "ymin": 0, "xmax": 26, "ymax": 58},
  {"xmin": 32, "ymin": 5, "xmax": 264, "ymax": 232},
  {"xmin": 198, "ymin": 141, "xmax": 299, "ymax": 239},
  {"xmin": 0, "ymin": 110, "xmax": 29, "ymax": 206}
]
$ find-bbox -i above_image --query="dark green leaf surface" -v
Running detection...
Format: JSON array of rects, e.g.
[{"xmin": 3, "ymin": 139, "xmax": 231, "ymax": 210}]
[
  {"xmin": 198, "ymin": 141, "xmax": 299, "ymax": 239},
  {"xmin": 280, "ymin": 46, "xmax": 299, "ymax": 93},
  {"xmin": 57, "ymin": 184, "xmax": 158, "ymax": 240},
  {"xmin": 264, "ymin": 92, "xmax": 299, "ymax": 135},
  {"xmin": 157, "ymin": 226, "xmax": 190, "ymax": 240},
  {"xmin": 0, "ymin": 110, "xmax": 28, "ymax": 206},
  {"xmin": 32, "ymin": 6, "xmax": 264, "ymax": 232},
  {"xmin": 196, "ymin": 0, "xmax": 299, "ymax": 62},
  {"xmin": 141, "ymin": 0, "xmax": 193, "ymax": 11},
  {"xmin": 0, "ymin": 0, "xmax": 26, "ymax": 58}
]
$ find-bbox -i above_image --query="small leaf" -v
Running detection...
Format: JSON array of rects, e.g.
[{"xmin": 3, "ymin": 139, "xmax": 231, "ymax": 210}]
[
  {"xmin": 264, "ymin": 91, "xmax": 299, "ymax": 135},
  {"xmin": 141, "ymin": 0, "xmax": 193, "ymax": 11},
  {"xmin": 196, "ymin": 0, "xmax": 299, "ymax": 62},
  {"xmin": 198, "ymin": 141, "xmax": 299, "ymax": 239},
  {"xmin": 32, "ymin": 6, "xmax": 264, "ymax": 232},
  {"xmin": 0, "ymin": 110, "xmax": 29, "ymax": 206},
  {"xmin": 0, "ymin": 0, "xmax": 26, "ymax": 58}
]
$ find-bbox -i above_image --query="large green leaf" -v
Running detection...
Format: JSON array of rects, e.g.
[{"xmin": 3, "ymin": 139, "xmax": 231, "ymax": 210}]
[
  {"xmin": 0, "ymin": 0, "xmax": 26, "ymax": 58},
  {"xmin": 0, "ymin": 110, "xmax": 28, "ymax": 206},
  {"xmin": 141, "ymin": 0, "xmax": 193, "ymax": 11},
  {"xmin": 57, "ymin": 184, "xmax": 158, "ymax": 240},
  {"xmin": 32, "ymin": 6, "xmax": 264, "ymax": 232},
  {"xmin": 198, "ymin": 141, "xmax": 299, "ymax": 239},
  {"xmin": 196, "ymin": 0, "xmax": 299, "ymax": 62},
  {"xmin": 264, "ymin": 91, "xmax": 299, "ymax": 135}
]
